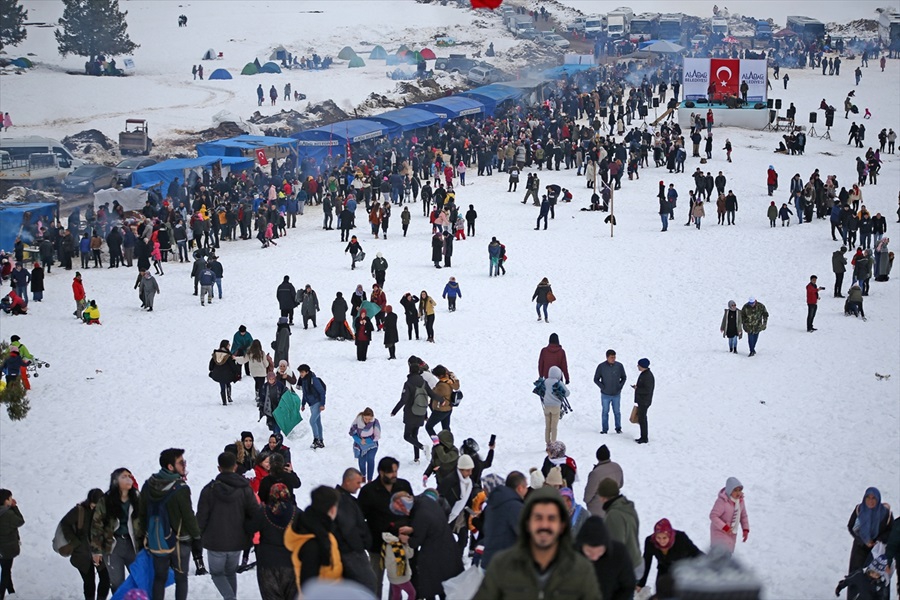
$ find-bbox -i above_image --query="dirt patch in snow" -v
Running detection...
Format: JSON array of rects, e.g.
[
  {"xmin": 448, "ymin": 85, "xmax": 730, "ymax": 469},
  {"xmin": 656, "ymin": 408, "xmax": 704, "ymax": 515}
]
[
  {"xmin": 61, "ymin": 129, "xmax": 120, "ymax": 165},
  {"xmin": 1, "ymin": 186, "xmax": 63, "ymax": 204}
]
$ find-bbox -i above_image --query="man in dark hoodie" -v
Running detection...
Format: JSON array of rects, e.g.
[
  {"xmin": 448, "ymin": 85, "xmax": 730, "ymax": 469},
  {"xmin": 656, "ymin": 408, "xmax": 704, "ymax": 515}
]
[
  {"xmin": 480, "ymin": 470, "xmax": 527, "ymax": 569},
  {"xmin": 196, "ymin": 452, "xmax": 260, "ymax": 600},
  {"xmin": 538, "ymin": 332, "xmax": 570, "ymax": 383},
  {"xmin": 576, "ymin": 515, "xmax": 636, "ymax": 600},
  {"xmin": 333, "ymin": 468, "xmax": 376, "ymax": 593},
  {"xmin": 284, "ymin": 486, "xmax": 342, "ymax": 592},
  {"xmin": 474, "ymin": 486, "xmax": 601, "ymax": 599},
  {"xmin": 140, "ymin": 448, "xmax": 205, "ymax": 600}
]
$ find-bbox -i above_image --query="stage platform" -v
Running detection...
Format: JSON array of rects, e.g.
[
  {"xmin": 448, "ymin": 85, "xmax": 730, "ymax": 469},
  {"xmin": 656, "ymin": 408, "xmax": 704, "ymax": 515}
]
[{"xmin": 677, "ymin": 106, "xmax": 770, "ymax": 130}]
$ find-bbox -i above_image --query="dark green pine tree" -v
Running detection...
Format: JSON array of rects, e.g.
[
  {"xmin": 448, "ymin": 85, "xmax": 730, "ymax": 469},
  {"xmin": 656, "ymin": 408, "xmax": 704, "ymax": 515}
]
[
  {"xmin": 0, "ymin": 0, "xmax": 28, "ymax": 50},
  {"xmin": 55, "ymin": 0, "xmax": 138, "ymax": 63}
]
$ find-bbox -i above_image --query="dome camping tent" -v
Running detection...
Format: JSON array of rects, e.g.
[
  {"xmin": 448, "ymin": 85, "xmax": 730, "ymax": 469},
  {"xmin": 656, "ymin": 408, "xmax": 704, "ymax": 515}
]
[
  {"xmin": 338, "ymin": 46, "xmax": 357, "ymax": 60},
  {"xmin": 348, "ymin": 55, "xmax": 366, "ymax": 68},
  {"xmin": 208, "ymin": 68, "xmax": 232, "ymax": 80},
  {"xmin": 369, "ymin": 45, "xmax": 388, "ymax": 60},
  {"xmin": 11, "ymin": 57, "xmax": 32, "ymax": 68},
  {"xmin": 269, "ymin": 46, "xmax": 288, "ymax": 61},
  {"xmin": 202, "ymin": 48, "xmax": 217, "ymax": 60},
  {"xmin": 419, "ymin": 48, "xmax": 436, "ymax": 60},
  {"xmin": 240, "ymin": 62, "xmax": 258, "ymax": 75},
  {"xmin": 259, "ymin": 62, "xmax": 282, "ymax": 74},
  {"xmin": 396, "ymin": 44, "xmax": 410, "ymax": 54},
  {"xmin": 407, "ymin": 51, "xmax": 424, "ymax": 64}
]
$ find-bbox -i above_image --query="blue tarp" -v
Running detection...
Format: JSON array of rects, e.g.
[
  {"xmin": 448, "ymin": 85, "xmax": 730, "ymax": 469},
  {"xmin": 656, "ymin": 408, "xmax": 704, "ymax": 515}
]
[
  {"xmin": 364, "ymin": 108, "xmax": 439, "ymax": 137},
  {"xmin": 130, "ymin": 156, "xmax": 254, "ymax": 191},
  {"xmin": 196, "ymin": 134, "xmax": 300, "ymax": 157},
  {"xmin": 457, "ymin": 84, "xmax": 523, "ymax": 116},
  {"xmin": 410, "ymin": 96, "xmax": 485, "ymax": 123},
  {"xmin": 291, "ymin": 119, "xmax": 392, "ymax": 162},
  {"xmin": 542, "ymin": 64, "xmax": 596, "ymax": 78},
  {"xmin": 0, "ymin": 202, "xmax": 56, "ymax": 252}
]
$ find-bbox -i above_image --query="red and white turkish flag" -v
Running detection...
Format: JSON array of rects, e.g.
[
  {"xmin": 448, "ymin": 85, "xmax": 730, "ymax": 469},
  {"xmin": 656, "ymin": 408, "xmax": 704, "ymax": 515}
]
[
  {"xmin": 471, "ymin": 0, "xmax": 502, "ymax": 8},
  {"xmin": 256, "ymin": 148, "xmax": 268, "ymax": 165},
  {"xmin": 710, "ymin": 59, "xmax": 739, "ymax": 98}
]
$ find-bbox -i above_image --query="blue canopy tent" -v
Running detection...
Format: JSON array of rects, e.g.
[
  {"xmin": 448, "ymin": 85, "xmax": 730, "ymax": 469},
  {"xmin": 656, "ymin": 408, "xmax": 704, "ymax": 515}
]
[
  {"xmin": 363, "ymin": 108, "xmax": 439, "ymax": 137},
  {"xmin": 542, "ymin": 64, "xmax": 596, "ymax": 78},
  {"xmin": 411, "ymin": 96, "xmax": 485, "ymax": 124},
  {"xmin": 291, "ymin": 119, "xmax": 392, "ymax": 163},
  {"xmin": 457, "ymin": 84, "xmax": 523, "ymax": 116},
  {"xmin": 196, "ymin": 134, "xmax": 300, "ymax": 158},
  {"xmin": 0, "ymin": 202, "xmax": 56, "ymax": 252},
  {"xmin": 130, "ymin": 156, "xmax": 254, "ymax": 192}
]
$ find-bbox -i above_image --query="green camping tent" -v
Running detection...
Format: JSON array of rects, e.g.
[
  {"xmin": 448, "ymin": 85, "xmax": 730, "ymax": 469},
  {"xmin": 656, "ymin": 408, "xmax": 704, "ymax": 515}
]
[
  {"xmin": 348, "ymin": 55, "xmax": 366, "ymax": 68},
  {"xmin": 240, "ymin": 62, "xmax": 258, "ymax": 75},
  {"xmin": 369, "ymin": 45, "xmax": 388, "ymax": 60},
  {"xmin": 13, "ymin": 57, "xmax": 33, "ymax": 68},
  {"xmin": 408, "ymin": 51, "xmax": 424, "ymax": 64},
  {"xmin": 396, "ymin": 44, "xmax": 410, "ymax": 54},
  {"xmin": 338, "ymin": 46, "xmax": 357, "ymax": 60}
]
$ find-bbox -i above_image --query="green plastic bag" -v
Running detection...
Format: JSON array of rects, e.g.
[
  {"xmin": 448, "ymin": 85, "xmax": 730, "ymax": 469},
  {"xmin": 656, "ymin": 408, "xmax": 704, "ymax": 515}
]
[{"xmin": 274, "ymin": 388, "xmax": 303, "ymax": 436}]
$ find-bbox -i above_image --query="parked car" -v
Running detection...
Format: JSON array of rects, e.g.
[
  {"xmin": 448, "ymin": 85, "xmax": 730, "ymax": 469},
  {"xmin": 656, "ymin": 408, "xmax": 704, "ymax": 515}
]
[
  {"xmin": 60, "ymin": 164, "xmax": 117, "ymax": 195},
  {"xmin": 691, "ymin": 34, "xmax": 709, "ymax": 47},
  {"xmin": 567, "ymin": 17, "xmax": 587, "ymax": 33},
  {"xmin": 114, "ymin": 157, "xmax": 157, "ymax": 186},
  {"xmin": 540, "ymin": 33, "xmax": 571, "ymax": 49},
  {"xmin": 434, "ymin": 54, "xmax": 481, "ymax": 73},
  {"xmin": 467, "ymin": 65, "xmax": 501, "ymax": 85}
]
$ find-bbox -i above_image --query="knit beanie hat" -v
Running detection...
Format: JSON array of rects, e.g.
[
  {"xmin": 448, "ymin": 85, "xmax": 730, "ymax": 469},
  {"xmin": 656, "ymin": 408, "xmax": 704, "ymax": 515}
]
[
  {"xmin": 576, "ymin": 516, "xmax": 610, "ymax": 548},
  {"xmin": 241, "ymin": 431, "xmax": 253, "ymax": 441},
  {"xmin": 597, "ymin": 477, "xmax": 620, "ymax": 498},
  {"xmin": 638, "ymin": 358, "xmax": 650, "ymax": 368},
  {"xmin": 529, "ymin": 467, "xmax": 545, "ymax": 489},
  {"xmin": 457, "ymin": 454, "xmax": 475, "ymax": 470},
  {"xmin": 545, "ymin": 466, "xmax": 565, "ymax": 487},
  {"xmin": 596, "ymin": 445, "xmax": 610, "ymax": 462}
]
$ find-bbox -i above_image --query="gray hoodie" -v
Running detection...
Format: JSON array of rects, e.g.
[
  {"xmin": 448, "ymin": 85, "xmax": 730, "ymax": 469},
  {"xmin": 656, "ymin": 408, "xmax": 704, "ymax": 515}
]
[{"xmin": 541, "ymin": 365, "xmax": 569, "ymax": 408}]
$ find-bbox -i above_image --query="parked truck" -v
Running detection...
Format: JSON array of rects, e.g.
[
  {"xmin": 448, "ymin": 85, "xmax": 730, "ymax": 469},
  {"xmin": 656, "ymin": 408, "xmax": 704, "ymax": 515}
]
[
  {"xmin": 658, "ymin": 13, "xmax": 683, "ymax": 41},
  {"xmin": 630, "ymin": 13, "xmax": 659, "ymax": 41},
  {"xmin": 0, "ymin": 151, "xmax": 68, "ymax": 191},
  {"xmin": 879, "ymin": 9, "xmax": 900, "ymax": 48},
  {"xmin": 606, "ymin": 8, "xmax": 634, "ymax": 40},
  {"xmin": 118, "ymin": 119, "xmax": 153, "ymax": 155},
  {"xmin": 711, "ymin": 17, "xmax": 729, "ymax": 35},
  {"xmin": 755, "ymin": 20, "xmax": 773, "ymax": 41},
  {"xmin": 584, "ymin": 16, "xmax": 605, "ymax": 38}
]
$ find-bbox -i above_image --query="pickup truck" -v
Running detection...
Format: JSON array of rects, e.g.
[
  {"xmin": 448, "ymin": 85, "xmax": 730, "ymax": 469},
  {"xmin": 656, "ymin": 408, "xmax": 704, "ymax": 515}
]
[
  {"xmin": 567, "ymin": 17, "xmax": 587, "ymax": 33},
  {"xmin": 0, "ymin": 151, "xmax": 67, "ymax": 191}
]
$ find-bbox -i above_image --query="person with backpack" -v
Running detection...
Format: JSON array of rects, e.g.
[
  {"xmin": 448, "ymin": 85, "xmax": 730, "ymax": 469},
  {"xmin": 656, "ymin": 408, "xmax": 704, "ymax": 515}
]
[
  {"xmin": 140, "ymin": 448, "xmax": 206, "ymax": 600},
  {"xmin": 90, "ymin": 468, "xmax": 142, "ymax": 594},
  {"xmin": 61, "ymin": 488, "xmax": 107, "ymax": 600},
  {"xmin": 0, "ymin": 489, "xmax": 24, "ymax": 600},
  {"xmin": 284, "ymin": 486, "xmax": 343, "ymax": 591},
  {"xmin": 536, "ymin": 365, "xmax": 570, "ymax": 444},
  {"xmin": 197, "ymin": 452, "xmax": 260, "ymax": 600},
  {"xmin": 391, "ymin": 357, "xmax": 442, "ymax": 463},
  {"xmin": 199, "ymin": 266, "xmax": 215, "ymax": 306},
  {"xmin": 423, "ymin": 365, "xmax": 459, "ymax": 438},
  {"xmin": 298, "ymin": 364, "xmax": 327, "ymax": 449}
]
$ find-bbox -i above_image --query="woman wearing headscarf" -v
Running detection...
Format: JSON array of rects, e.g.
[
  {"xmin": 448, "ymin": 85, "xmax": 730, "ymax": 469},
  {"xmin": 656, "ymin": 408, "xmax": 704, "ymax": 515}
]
[
  {"xmin": 90, "ymin": 469, "xmax": 141, "ymax": 593},
  {"xmin": 540, "ymin": 441, "xmax": 576, "ymax": 488},
  {"xmin": 847, "ymin": 487, "xmax": 894, "ymax": 573},
  {"xmin": 256, "ymin": 483, "xmax": 299, "ymax": 600},
  {"xmin": 353, "ymin": 308, "xmax": 374, "ymax": 362},
  {"xmin": 719, "ymin": 300, "xmax": 743, "ymax": 353},
  {"xmin": 636, "ymin": 518, "xmax": 703, "ymax": 595},
  {"xmin": 258, "ymin": 454, "xmax": 301, "ymax": 506},
  {"xmin": 709, "ymin": 476, "xmax": 750, "ymax": 554},
  {"xmin": 350, "ymin": 284, "xmax": 366, "ymax": 318}
]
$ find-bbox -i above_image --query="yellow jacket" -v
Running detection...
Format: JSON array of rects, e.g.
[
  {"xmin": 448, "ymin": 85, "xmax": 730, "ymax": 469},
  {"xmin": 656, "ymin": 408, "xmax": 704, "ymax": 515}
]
[{"xmin": 284, "ymin": 525, "xmax": 342, "ymax": 590}]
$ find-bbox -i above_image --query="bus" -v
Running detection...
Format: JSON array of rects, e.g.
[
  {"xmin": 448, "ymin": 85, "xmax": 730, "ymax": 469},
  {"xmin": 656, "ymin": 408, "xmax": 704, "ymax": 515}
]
[
  {"xmin": 658, "ymin": 13, "xmax": 683, "ymax": 41},
  {"xmin": 879, "ymin": 10, "xmax": 900, "ymax": 48},
  {"xmin": 786, "ymin": 16, "xmax": 825, "ymax": 41},
  {"xmin": 630, "ymin": 13, "xmax": 659, "ymax": 41}
]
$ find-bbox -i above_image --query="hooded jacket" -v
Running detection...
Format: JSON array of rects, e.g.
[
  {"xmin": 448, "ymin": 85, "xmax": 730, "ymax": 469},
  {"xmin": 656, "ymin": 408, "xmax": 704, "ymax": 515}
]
[
  {"xmin": 575, "ymin": 516, "xmax": 636, "ymax": 600},
  {"xmin": 541, "ymin": 365, "xmax": 569, "ymax": 409},
  {"xmin": 197, "ymin": 471, "xmax": 259, "ymax": 551},
  {"xmin": 425, "ymin": 430, "xmax": 459, "ymax": 480},
  {"xmin": 285, "ymin": 506, "xmax": 342, "ymax": 590},
  {"xmin": 474, "ymin": 487, "xmax": 601, "ymax": 600},
  {"xmin": 139, "ymin": 470, "xmax": 201, "ymax": 543},
  {"xmin": 584, "ymin": 460, "xmax": 624, "ymax": 517},
  {"xmin": 208, "ymin": 349, "xmax": 237, "ymax": 384},
  {"xmin": 480, "ymin": 484, "xmax": 524, "ymax": 569},
  {"xmin": 603, "ymin": 494, "xmax": 641, "ymax": 570},
  {"xmin": 538, "ymin": 337, "xmax": 570, "ymax": 383}
]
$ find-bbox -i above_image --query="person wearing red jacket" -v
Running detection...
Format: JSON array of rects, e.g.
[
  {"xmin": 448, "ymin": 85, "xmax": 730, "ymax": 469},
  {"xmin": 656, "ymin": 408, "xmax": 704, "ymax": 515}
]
[
  {"xmin": 806, "ymin": 275, "xmax": 825, "ymax": 332},
  {"xmin": 538, "ymin": 333, "xmax": 570, "ymax": 384},
  {"xmin": 72, "ymin": 272, "xmax": 86, "ymax": 318},
  {"xmin": 766, "ymin": 166, "xmax": 778, "ymax": 196}
]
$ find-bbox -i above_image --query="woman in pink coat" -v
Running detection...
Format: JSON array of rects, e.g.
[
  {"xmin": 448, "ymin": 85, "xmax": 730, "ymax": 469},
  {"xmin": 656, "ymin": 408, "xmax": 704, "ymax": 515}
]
[{"xmin": 709, "ymin": 476, "xmax": 749, "ymax": 553}]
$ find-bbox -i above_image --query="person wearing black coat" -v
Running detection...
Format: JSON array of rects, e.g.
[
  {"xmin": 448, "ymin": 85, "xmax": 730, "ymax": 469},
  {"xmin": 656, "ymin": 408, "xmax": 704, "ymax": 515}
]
[
  {"xmin": 382, "ymin": 306, "xmax": 399, "ymax": 359},
  {"xmin": 636, "ymin": 519, "xmax": 703, "ymax": 592},
  {"xmin": 258, "ymin": 454, "xmax": 301, "ymax": 506},
  {"xmin": 324, "ymin": 292, "xmax": 353, "ymax": 340},
  {"xmin": 105, "ymin": 227, "xmax": 123, "ymax": 268},
  {"xmin": 479, "ymin": 471, "xmax": 527, "ymax": 569},
  {"xmin": 353, "ymin": 311, "xmax": 375, "ymax": 361},
  {"xmin": 134, "ymin": 237, "xmax": 151, "ymax": 271},
  {"xmin": 62, "ymin": 489, "xmax": 108, "ymax": 600},
  {"xmin": 276, "ymin": 276, "xmax": 297, "ymax": 324},
  {"xmin": 400, "ymin": 293, "xmax": 419, "ymax": 340},
  {"xmin": 197, "ymin": 453, "xmax": 260, "ymax": 600},
  {"xmin": 400, "ymin": 493, "xmax": 463, "ymax": 599},
  {"xmin": 391, "ymin": 362, "xmax": 443, "ymax": 463},
  {"xmin": 632, "ymin": 359, "xmax": 655, "ymax": 444},
  {"xmin": 431, "ymin": 232, "xmax": 443, "ymax": 268},
  {"xmin": 30, "ymin": 263, "xmax": 44, "ymax": 302},
  {"xmin": 461, "ymin": 440, "xmax": 494, "ymax": 489},
  {"xmin": 223, "ymin": 432, "xmax": 257, "ymax": 476},
  {"xmin": 575, "ymin": 516, "xmax": 636, "ymax": 600},
  {"xmin": 253, "ymin": 483, "xmax": 298, "ymax": 600},
  {"xmin": 334, "ymin": 470, "xmax": 376, "ymax": 593}
]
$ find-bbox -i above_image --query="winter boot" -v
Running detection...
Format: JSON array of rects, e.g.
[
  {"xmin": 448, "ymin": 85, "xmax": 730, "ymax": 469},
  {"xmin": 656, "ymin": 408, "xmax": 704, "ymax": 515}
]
[
  {"xmin": 310, "ymin": 438, "xmax": 320, "ymax": 449},
  {"xmin": 227, "ymin": 387, "xmax": 233, "ymax": 403}
]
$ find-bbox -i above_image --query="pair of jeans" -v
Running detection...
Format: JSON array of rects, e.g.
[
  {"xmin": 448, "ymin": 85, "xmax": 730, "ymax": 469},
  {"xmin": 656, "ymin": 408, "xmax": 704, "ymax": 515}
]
[
  {"xmin": 177, "ymin": 240, "xmax": 188, "ymax": 261},
  {"xmin": 600, "ymin": 393, "xmax": 621, "ymax": 432},
  {"xmin": 215, "ymin": 277, "xmax": 223, "ymax": 299},
  {"xmin": 308, "ymin": 403, "xmax": 323, "ymax": 440},
  {"xmin": 424, "ymin": 314, "xmax": 435, "ymax": 339},
  {"xmin": 660, "ymin": 213, "xmax": 669, "ymax": 230},
  {"xmin": 207, "ymin": 550, "xmax": 240, "ymax": 600},
  {"xmin": 807, "ymin": 304, "xmax": 818, "ymax": 330},
  {"xmin": 72, "ymin": 551, "xmax": 110, "ymax": 600},
  {"xmin": 728, "ymin": 336, "xmax": 738, "ymax": 350},
  {"xmin": 152, "ymin": 542, "xmax": 191, "ymax": 600},
  {"xmin": 490, "ymin": 258, "xmax": 500, "ymax": 276},
  {"xmin": 425, "ymin": 410, "xmax": 451, "ymax": 437},
  {"xmin": 358, "ymin": 449, "xmax": 377, "ymax": 481},
  {"xmin": 747, "ymin": 332, "xmax": 760, "ymax": 353},
  {"xmin": 536, "ymin": 302, "xmax": 548, "ymax": 320},
  {"xmin": 14, "ymin": 285, "xmax": 27, "ymax": 304}
]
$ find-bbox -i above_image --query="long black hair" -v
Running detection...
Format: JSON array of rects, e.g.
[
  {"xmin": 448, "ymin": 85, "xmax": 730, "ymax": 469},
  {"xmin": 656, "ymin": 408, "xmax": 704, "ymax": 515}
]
[{"xmin": 104, "ymin": 468, "xmax": 139, "ymax": 524}]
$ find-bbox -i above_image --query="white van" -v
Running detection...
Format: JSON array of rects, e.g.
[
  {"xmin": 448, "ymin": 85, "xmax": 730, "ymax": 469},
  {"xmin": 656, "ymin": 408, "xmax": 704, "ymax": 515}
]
[{"xmin": 0, "ymin": 137, "xmax": 83, "ymax": 171}]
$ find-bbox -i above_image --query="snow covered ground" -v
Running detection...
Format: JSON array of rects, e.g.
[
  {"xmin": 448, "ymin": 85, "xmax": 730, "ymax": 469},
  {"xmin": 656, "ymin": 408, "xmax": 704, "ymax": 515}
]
[{"xmin": 1, "ymin": 2, "xmax": 899, "ymax": 599}]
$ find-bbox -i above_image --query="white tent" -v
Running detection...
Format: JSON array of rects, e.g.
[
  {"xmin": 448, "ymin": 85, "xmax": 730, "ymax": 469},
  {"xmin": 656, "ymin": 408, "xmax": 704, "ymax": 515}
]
[{"xmin": 93, "ymin": 188, "xmax": 148, "ymax": 212}]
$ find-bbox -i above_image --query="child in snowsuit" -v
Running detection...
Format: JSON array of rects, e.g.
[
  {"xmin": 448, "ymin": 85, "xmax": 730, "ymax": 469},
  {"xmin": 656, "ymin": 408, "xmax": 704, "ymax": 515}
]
[
  {"xmin": 382, "ymin": 532, "xmax": 415, "ymax": 600},
  {"xmin": 778, "ymin": 203, "xmax": 793, "ymax": 226},
  {"xmin": 767, "ymin": 202, "xmax": 778, "ymax": 227}
]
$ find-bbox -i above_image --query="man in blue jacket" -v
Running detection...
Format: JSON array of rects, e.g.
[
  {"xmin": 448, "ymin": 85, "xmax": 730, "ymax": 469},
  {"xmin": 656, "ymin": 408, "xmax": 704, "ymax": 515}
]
[
  {"xmin": 298, "ymin": 364, "xmax": 327, "ymax": 449},
  {"xmin": 593, "ymin": 349, "xmax": 627, "ymax": 434},
  {"xmin": 480, "ymin": 471, "xmax": 527, "ymax": 569}
]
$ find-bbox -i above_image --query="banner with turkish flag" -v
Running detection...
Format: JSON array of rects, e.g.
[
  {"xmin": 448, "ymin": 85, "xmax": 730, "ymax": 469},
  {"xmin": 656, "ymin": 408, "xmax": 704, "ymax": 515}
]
[
  {"xmin": 710, "ymin": 59, "xmax": 739, "ymax": 100},
  {"xmin": 255, "ymin": 148, "xmax": 268, "ymax": 165}
]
